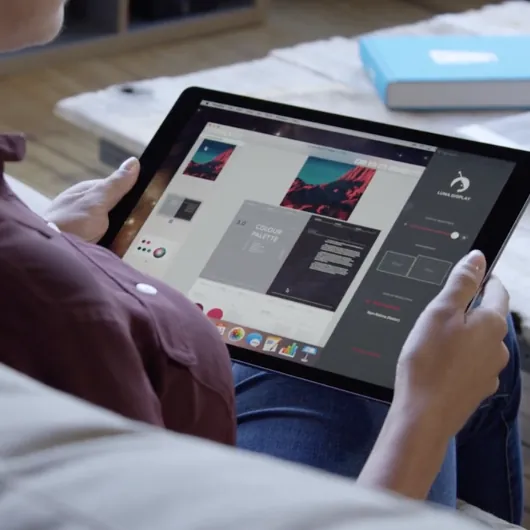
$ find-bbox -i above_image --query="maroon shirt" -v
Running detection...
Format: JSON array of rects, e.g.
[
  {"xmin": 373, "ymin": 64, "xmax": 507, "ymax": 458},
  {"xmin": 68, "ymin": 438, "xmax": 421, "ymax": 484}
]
[{"xmin": 0, "ymin": 134, "xmax": 236, "ymax": 444}]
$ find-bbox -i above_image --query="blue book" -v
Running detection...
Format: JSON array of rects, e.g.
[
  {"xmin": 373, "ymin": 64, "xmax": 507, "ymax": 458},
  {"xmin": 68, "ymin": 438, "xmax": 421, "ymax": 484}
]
[{"xmin": 358, "ymin": 35, "xmax": 530, "ymax": 111}]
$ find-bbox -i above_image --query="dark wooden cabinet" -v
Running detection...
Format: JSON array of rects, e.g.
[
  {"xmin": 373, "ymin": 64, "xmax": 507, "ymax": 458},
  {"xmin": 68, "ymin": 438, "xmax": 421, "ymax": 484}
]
[{"xmin": 0, "ymin": 0, "xmax": 268, "ymax": 74}]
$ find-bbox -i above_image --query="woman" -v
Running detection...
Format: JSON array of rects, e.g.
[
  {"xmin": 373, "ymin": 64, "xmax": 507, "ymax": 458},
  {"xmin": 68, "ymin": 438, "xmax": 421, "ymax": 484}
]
[{"xmin": 0, "ymin": 2, "xmax": 522, "ymax": 525}]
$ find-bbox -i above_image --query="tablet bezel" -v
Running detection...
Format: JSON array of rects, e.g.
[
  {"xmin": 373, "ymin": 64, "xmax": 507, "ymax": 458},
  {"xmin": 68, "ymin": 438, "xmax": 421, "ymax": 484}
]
[{"xmin": 100, "ymin": 86, "xmax": 530, "ymax": 403}]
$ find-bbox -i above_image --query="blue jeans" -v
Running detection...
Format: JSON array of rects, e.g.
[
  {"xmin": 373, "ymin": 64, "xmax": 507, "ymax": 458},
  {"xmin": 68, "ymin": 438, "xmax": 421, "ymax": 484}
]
[{"xmin": 234, "ymin": 315, "xmax": 523, "ymax": 525}]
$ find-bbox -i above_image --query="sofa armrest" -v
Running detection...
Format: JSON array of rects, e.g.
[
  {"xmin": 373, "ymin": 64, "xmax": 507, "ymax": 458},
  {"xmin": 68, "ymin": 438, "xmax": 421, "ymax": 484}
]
[{"xmin": 4, "ymin": 174, "xmax": 52, "ymax": 217}]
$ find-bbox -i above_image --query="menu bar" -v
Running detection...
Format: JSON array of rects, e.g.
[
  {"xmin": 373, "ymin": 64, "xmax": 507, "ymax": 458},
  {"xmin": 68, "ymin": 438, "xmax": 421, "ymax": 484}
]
[
  {"xmin": 204, "ymin": 123, "xmax": 425, "ymax": 176},
  {"xmin": 201, "ymin": 100, "xmax": 437, "ymax": 152}
]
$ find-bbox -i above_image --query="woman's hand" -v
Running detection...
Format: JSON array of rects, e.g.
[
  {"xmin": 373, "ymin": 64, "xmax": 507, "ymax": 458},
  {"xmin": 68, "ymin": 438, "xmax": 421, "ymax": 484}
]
[
  {"xmin": 359, "ymin": 250, "xmax": 509, "ymax": 500},
  {"xmin": 44, "ymin": 157, "xmax": 140, "ymax": 242},
  {"xmin": 394, "ymin": 249, "xmax": 509, "ymax": 438}
]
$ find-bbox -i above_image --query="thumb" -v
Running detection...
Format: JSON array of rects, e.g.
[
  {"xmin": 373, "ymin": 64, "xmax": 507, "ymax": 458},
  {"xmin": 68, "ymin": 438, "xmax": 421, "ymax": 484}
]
[
  {"xmin": 436, "ymin": 250, "xmax": 486, "ymax": 311},
  {"xmin": 102, "ymin": 157, "xmax": 140, "ymax": 209}
]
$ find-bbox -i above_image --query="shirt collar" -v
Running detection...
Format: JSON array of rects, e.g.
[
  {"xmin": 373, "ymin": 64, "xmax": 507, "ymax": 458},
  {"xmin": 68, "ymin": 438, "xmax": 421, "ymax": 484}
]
[{"xmin": 0, "ymin": 133, "xmax": 55, "ymax": 237}]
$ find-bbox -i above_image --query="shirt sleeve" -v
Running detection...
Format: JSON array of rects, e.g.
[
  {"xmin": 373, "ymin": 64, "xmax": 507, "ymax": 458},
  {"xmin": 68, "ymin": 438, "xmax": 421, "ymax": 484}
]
[{"xmin": 0, "ymin": 217, "xmax": 235, "ymax": 442}]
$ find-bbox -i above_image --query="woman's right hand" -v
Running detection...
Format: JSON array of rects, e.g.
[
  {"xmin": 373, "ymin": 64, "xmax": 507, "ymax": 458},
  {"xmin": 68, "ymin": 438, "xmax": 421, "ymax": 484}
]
[{"xmin": 393, "ymin": 249, "xmax": 510, "ymax": 440}]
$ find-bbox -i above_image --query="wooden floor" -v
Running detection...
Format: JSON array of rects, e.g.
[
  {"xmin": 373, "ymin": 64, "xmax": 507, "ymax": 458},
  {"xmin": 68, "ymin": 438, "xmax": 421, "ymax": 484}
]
[{"xmin": 1, "ymin": 0, "xmax": 528, "ymax": 525}]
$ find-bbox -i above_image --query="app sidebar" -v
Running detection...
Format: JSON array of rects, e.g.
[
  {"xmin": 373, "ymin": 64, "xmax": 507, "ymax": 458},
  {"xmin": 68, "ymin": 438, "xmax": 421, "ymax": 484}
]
[{"xmin": 318, "ymin": 150, "xmax": 515, "ymax": 389}]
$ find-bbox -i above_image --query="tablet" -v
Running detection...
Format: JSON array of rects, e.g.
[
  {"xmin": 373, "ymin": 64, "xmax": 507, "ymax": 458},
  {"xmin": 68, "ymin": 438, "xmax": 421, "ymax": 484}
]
[{"xmin": 101, "ymin": 87, "xmax": 530, "ymax": 402}]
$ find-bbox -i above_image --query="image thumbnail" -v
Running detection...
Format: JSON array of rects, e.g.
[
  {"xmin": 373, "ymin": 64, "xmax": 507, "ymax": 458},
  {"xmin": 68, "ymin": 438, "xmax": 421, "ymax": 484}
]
[
  {"xmin": 184, "ymin": 139, "xmax": 236, "ymax": 181},
  {"xmin": 280, "ymin": 157, "xmax": 376, "ymax": 220}
]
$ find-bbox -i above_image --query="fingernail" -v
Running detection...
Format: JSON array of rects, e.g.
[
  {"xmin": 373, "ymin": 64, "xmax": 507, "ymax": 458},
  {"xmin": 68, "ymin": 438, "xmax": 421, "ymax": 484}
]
[
  {"xmin": 466, "ymin": 249, "xmax": 485, "ymax": 270},
  {"xmin": 120, "ymin": 157, "xmax": 139, "ymax": 172}
]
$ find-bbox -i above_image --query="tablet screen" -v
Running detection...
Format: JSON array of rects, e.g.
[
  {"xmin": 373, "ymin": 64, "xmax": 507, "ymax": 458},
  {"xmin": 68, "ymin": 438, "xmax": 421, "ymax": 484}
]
[{"xmin": 110, "ymin": 100, "xmax": 516, "ymax": 390}]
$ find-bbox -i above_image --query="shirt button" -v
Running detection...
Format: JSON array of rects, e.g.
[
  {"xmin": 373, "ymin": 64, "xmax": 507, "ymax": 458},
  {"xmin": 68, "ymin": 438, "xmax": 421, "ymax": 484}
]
[{"xmin": 136, "ymin": 283, "xmax": 158, "ymax": 295}]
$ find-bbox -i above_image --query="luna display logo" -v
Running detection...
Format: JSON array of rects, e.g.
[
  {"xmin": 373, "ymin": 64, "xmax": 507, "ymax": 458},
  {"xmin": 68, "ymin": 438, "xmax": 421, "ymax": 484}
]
[
  {"xmin": 245, "ymin": 332, "xmax": 263, "ymax": 348},
  {"xmin": 437, "ymin": 170, "xmax": 472, "ymax": 202},
  {"xmin": 228, "ymin": 327, "xmax": 245, "ymax": 342},
  {"xmin": 450, "ymin": 171, "xmax": 470, "ymax": 193}
]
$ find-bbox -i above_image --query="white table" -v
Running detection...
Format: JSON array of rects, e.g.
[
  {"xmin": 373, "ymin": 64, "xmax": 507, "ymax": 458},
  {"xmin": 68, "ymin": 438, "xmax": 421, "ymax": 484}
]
[{"xmin": 53, "ymin": 0, "xmax": 530, "ymax": 324}]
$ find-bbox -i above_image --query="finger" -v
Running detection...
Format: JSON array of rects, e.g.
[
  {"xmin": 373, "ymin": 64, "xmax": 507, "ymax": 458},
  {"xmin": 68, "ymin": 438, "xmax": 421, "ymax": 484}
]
[
  {"xmin": 103, "ymin": 158, "xmax": 140, "ymax": 209},
  {"xmin": 477, "ymin": 276, "xmax": 510, "ymax": 319},
  {"xmin": 435, "ymin": 250, "xmax": 486, "ymax": 311}
]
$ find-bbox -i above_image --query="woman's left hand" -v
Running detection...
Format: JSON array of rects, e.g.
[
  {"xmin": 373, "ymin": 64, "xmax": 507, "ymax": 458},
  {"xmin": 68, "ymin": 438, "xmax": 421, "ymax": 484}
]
[{"xmin": 45, "ymin": 157, "xmax": 140, "ymax": 242}]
